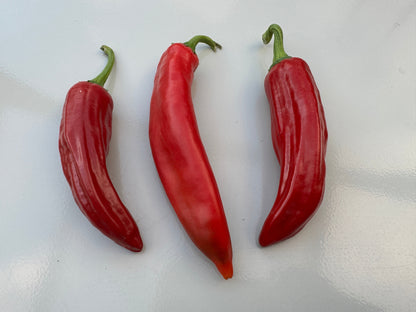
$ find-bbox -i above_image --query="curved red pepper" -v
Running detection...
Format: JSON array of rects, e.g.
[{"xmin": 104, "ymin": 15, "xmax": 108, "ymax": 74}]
[
  {"xmin": 59, "ymin": 46, "xmax": 143, "ymax": 252},
  {"xmin": 259, "ymin": 25, "xmax": 328, "ymax": 247},
  {"xmin": 149, "ymin": 36, "xmax": 233, "ymax": 279}
]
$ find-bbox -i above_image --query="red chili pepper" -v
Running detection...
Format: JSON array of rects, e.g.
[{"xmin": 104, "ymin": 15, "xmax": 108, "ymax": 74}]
[
  {"xmin": 59, "ymin": 46, "xmax": 143, "ymax": 252},
  {"xmin": 149, "ymin": 35, "xmax": 233, "ymax": 279},
  {"xmin": 259, "ymin": 25, "xmax": 328, "ymax": 247}
]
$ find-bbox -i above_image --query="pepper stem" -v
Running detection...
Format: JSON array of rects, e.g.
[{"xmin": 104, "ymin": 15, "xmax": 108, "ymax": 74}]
[
  {"xmin": 183, "ymin": 35, "xmax": 222, "ymax": 54},
  {"xmin": 262, "ymin": 24, "xmax": 291, "ymax": 69},
  {"xmin": 88, "ymin": 45, "xmax": 115, "ymax": 87}
]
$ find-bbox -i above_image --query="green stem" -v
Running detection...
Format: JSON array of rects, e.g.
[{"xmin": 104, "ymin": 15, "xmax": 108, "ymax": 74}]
[
  {"xmin": 262, "ymin": 24, "xmax": 291, "ymax": 69},
  {"xmin": 88, "ymin": 45, "xmax": 115, "ymax": 87},
  {"xmin": 183, "ymin": 35, "xmax": 222, "ymax": 54}
]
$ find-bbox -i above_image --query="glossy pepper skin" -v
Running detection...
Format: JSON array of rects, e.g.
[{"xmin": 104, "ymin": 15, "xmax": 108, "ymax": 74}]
[
  {"xmin": 149, "ymin": 36, "xmax": 233, "ymax": 279},
  {"xmin": 59, "ymin": 46, "xmax": 143, "ymax": 252},
  {"xmin": 259, "ymin": 25, "xmax": 328, "ymax": 247}
]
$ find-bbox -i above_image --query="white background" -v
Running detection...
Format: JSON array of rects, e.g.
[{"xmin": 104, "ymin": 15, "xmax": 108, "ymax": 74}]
[{"xmin": 0, "ymin": 0, "xmax": 415, "ymax": 311}]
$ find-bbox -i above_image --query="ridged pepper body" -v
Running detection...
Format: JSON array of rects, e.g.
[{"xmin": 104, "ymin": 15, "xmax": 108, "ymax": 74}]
[
  {"xmin": 59, "ymin": 81, "xmax": 143, "ymax": 251},
  {"xmin": 259, "ymin": 57, "xmax": 328, "ymax": 247},
  {"xmin": 149, "ymin": 43, "xmax": 233, "ymax": 279}
]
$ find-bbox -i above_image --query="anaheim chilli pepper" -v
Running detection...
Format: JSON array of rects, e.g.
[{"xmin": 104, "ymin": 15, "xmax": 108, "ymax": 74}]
[
  {"xmin": 259, "ymin": 24, "xmax": 328, "ymax": 247},
  {"xmin": 149, "ymin": 35, "xmax": 233, "ymax": 279},
  {"xmin": 59, "ymin": 46, "xmax": 143, "ymax": 252}
]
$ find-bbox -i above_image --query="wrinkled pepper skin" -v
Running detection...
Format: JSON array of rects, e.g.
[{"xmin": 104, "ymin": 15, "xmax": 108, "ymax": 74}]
[
  {"xmin": 149, "ymin": 41, "xmax": 233, "ymax": 279},
  {"xmin": 59, "ymin": 48, "xmax": 143, "ymax": 252},
  {"xmin": 259, "ymin": 25, "xmax": 328, "ymax": 247}
]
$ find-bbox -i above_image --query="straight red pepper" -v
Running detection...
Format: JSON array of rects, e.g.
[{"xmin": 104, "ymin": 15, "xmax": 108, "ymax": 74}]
[
  {"xmin": 59, "ymin": 46, "xmax": 143, "ymax": 252},
  {"xmin": 259, "ymin": 25, "xmax": 328, "ymax": 247},
  {"xmin": 149, "ymin": 35, "xmax": 233, "ymax": 279}
]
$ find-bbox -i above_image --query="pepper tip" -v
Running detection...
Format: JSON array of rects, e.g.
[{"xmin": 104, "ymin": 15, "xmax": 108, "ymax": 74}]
[
  {"xmin": 123, "ymin": 235, "xmax": 143, "ymax": 252},
  {"xmin": 215, "ymin": 261, "xmax": 233, "ymax": 280},
  {"xmin": 258, "ymin": 230, "xmax": 274, "ymax": 247}
]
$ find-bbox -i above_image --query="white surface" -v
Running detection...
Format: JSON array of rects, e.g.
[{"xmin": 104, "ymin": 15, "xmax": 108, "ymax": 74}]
[{"xmin": 1, "ymin": 0, "xmax": 415, "ymax": 311}]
